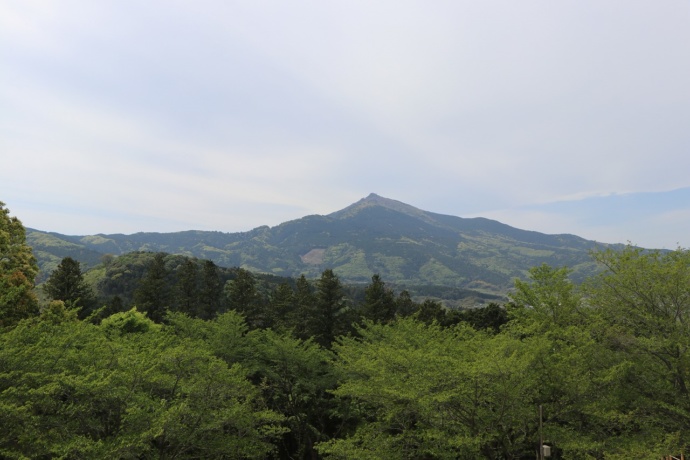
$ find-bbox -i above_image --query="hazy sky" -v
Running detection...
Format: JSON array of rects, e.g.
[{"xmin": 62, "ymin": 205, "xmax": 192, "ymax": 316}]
[{"xmin": 2, "ymin": 1, "xmax": 689, "ymax": 249}]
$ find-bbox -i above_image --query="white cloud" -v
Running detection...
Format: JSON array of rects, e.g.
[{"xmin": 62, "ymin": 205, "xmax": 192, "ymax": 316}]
[{"xmin": 1, "ymin": 0, "xmax": 689, "ymax": 247}]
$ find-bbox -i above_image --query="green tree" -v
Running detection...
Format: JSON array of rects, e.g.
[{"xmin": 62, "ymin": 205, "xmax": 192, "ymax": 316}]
[
  {"xmin": 43, "ymin": 256, "xmax": 96, "ymax": 315},
  {"xmin": 198, "ymin": 260, "xmax": 222, "ymax": 320},
  {"xmin": 266, "ymin": 282, "xmax": 295, "ymax": 330},
  {"xmin": 361, "ymin": 274, "xmax": 396, "ymax": 323},
  {"xmin": 176, "ymin": 258, "xmax": 199, "ymax": 315},
  {"xmin": 247, "ymin": 328, "xmax": 339, "ymax": 459},
  {"xmin": 511, "ymin": 263, "xmax": 582, "ymax": 330},
  {"xmin": 312, "ymin": 269, "xmax": 348, "ymax": 347},
  {"xmin": 395, "ymin": 289, "xmax": 418, "ymax": 317},
  {"xmin": 457, "ymin": 303, "xmax": 509, "ymax": 334},
  {"xmin": 133, "ymin": 253, "xmax": 171, "ymax": 322},
  {"xmin": 289, "ymin": 274, "xmax": 316, "ymax": 340},
  {"xmin": 415, "ymin": 298, "xmax": 446, "ymax": 325},
  {"xmin": 0, "ymin": 201, "xmax": 38, "ymax": 327},
  {"xmin": 319, "ymin": 318, "xmax": 542, "ymax": 459},
  {"xmin": 0, "ymin": 308, "xmax": 285, "ymax": 459},
  {"xmin": 583, "ymin": 246, "xmax": 690, "ymax": 455},
  {"xmin": 224, "ymin": 268, "xmax": 263, "ymax": 327}
]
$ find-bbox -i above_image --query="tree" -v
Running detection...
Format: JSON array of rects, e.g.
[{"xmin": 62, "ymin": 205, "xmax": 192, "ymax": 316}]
[
  {"xmin": 43, "ymin": 257, "xmax": 96, "ymax": 315},
  {"xmin": 0, "ymin": 308, "xmax": 285, "ymax": 459},
  {"xmin": 458, "ymin": 303, "xmax": 509, "ymax": 334},
  {"xmin": 395, "ymin": 289, "xmax": 418, "ymax": 317},
  {"xmin": 319, "ymin": 318, "xmax": 542, "ymax": 459},
  {"xmin": 312, "ymin": 269, "xmax": 348, "ymax": 347},
  {"xmin": 361, "ymin": 274, "xmax": 396, "ymax": 323},
  {"xmin": 247, "ymin": 329, "xmax": 339, "ymax": 459},
  {"xmin": 415, "ymin": 298, "xmax": 446, "ymax": 325},
  {"xmin": 289, "ymin": 275, "xmax": 316, "ymax": 340},
  {"xmin": 198, "ymin": 260, "xmax": 222, "ymax": 320},
  {"xmin": 133, "ymin": 253, "xmax": 171, "ymax": 322},
  {"xmin": 224, "ymin": 268, "xmax": 263, "ymax": 327},
  {"xmin": 266, "ymin": 282, "xmax": 295, "ymax": 330},
  {"xmin": 583, "ymin": 246, "xmax": 690, "ymax": 454},
  {"xmin": 176, "ymin": 258, "xmax": 199, "ymax": 315},
  {"xmin": 0, "ymin": 201, "xmax": 39, "ymax": 327},
  {"xmin": 511, "ymin": 263, "xmax": 582, "ymax": 329}
]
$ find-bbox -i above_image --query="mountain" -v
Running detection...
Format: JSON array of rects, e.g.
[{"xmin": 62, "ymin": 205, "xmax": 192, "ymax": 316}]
[{"xmin": 27, "ymin": 193, "xmax": 614, "ymax": 294}]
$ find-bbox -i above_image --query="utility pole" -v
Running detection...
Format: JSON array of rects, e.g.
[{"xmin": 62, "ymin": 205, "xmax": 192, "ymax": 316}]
[{"xmin": 539, "ymin": 405, "xmax": 544, "ymax": 460}]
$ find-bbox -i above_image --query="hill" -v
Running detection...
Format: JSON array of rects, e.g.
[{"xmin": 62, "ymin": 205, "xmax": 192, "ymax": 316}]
[{"xmin": 27, "ymin": 193, "xmax": 614, "ymax": 295}]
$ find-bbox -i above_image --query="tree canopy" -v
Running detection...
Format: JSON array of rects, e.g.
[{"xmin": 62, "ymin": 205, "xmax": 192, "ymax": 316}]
[
  {"xmin": 2, "ymin": 201, "xmax": 690, "ymax": 459},
  {"xmin": 0, "ymin": 201, "xmax": 38, "ymax": 327}
]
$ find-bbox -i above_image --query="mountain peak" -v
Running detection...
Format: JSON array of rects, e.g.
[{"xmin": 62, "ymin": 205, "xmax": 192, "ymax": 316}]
[{"xmin": 329, "ymin": 193, "xmax": 432, "ymax": 222}]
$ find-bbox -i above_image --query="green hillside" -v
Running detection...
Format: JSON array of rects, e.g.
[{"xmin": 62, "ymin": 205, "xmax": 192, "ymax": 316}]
[{"xmin": 27, "ymin": 194, "xmax": 616, "ymax": 295}]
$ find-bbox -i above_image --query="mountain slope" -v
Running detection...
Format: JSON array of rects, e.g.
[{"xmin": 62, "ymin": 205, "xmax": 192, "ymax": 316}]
[{"xmin": 27, "ymin": 193, "xmax": 614, "ymax": 293}]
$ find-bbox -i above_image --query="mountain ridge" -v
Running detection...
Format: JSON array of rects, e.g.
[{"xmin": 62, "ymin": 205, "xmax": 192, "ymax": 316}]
[{"xmin": 27, "ymin": 194, "xmax": 615, "ymax": 294}]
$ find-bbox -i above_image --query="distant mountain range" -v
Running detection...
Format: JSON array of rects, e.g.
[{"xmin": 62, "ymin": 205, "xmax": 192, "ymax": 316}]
[{"xmin": 27, "ymin": 193, "xmax": 616, "ymax": 296}]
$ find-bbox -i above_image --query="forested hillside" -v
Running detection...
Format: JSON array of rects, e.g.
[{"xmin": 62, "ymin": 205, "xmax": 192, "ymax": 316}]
[
  {"xmin": 4, "ymin": 200, "xmax": 690, "ymax": 458},
  {"xmin": 26, "ymin": 194, "xmax": 616, "ymax": 296}
]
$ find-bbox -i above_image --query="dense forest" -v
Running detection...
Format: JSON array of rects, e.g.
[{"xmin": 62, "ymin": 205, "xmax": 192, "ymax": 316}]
[{"xmin": 2, "ymin": 201, "xmax": 690, "ymax": 459}]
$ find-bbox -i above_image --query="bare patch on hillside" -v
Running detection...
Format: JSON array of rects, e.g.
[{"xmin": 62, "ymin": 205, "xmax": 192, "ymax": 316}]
[{"xmin": 301, "ymin": 248, "xmax": 325, "ymax": 265}]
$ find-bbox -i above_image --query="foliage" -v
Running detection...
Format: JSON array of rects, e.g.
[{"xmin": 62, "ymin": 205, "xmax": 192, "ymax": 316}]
[
  {"xmin": 0, "ymin": 201, "xmax": 39, "ymax": 327},
  {"xmin": 134, "ymin": 252, "xmax": 171, "ymax": 322},
  {"xmin": 225, "ymin": 267, "xmax": 264, "ymax": 326},
  {"xmin": 0, "ymin": 309, "xmax": 284, "ymax": 459},
  {"xmin": 311, "ymin": 269, "xmax": 351, "ymax": 348},
  {"xmin": 7, "ymin": 198, "xmax": 690, "ymax": 459},
  {"xmin": 26, "ymin": 194, "xmax": 610, "ymax": 297},
  {"xmin": 511, "ymin": 263, "xmax": 582, "ymax": 328},
  {"xmin": 43, "ymin": 256, "xmax": 97, "ymax": 316},
  {"xmin": 583, "ymin": 246, "xmax": 690, "ymax": 454},
  {"xmin": 246, "ymin": 329, "xmax": 340, "ymax": 459},
  {"xmin": 361, "ymin": 274, "xmax": 397, "ymax": 323},
  {"xmin": 319, "ymin": 318, "xmax": 541, "ymax": 459}
]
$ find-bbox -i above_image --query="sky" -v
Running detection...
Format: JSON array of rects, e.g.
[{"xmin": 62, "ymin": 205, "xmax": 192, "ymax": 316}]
[{"xmin": 1, "ymin": 1, "xmax": 689, "ymax": 250}]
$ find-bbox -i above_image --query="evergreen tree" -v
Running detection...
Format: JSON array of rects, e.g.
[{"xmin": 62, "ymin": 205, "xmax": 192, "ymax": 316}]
[
  {"xmin": 198, "ymin": 260, "xmax": 222, "ymax": 320},
  {"xmin": 458, "ymin": 303, "xmax": 509, "ymax": 333},
  {"xmin": 43, "ymin": 257, "xmax": 96, "ymax": 315},
  {"xmin": 415, "ymin": 298, "xmax": 446, "ymax": 325},
  {"xmin": 266, "ymin": 282, "xmax": 295, "ymax": 330},
  {"xmin": 290, "ymin": 275, "xmax": 316, "ymax": 340},
  {"xmin": 395, "ymin": 289, "xmax": 418, "ymax": 317},
  {"xmin": 312, "ymin": 269, "xmax": 347, "ymax": 347},
  {"xmin": 133, "ymin": 253, "xmax": 170, "ymax": 322},
  {"xmin": 225, "ymin": 268, "xmax": 264, "ymax": 327},
  {"xmin": 361, "ymin": 274, "xmax": 396, "ymax": 323},
  {"xmin": 175, "ymin": 258, "xmax": 199, "ymax": 316},
  {"xmin": 0, "ymin": 201, "xmax": 39, "ymax": 327}
]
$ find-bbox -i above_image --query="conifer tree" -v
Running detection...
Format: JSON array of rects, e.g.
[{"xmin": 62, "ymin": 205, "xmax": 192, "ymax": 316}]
[
  {"xmin": 290, "ymin": 274, "xmax": 315, "ymax": 339},
  {"xmin": 175, "ymin": 258, "xmax": 199, "ymax": 316},
  {"xmin": 225, "ymin": 268, "xmax": 264, "ymax": 327},
  {"xmin": 312, "ymin": 269, "xmax": 347, "ymax": 347},
  {"xmin": 198, "ymin": 260, "xmax": 222, "ymax": 320},
  {"xmin": 361, "ymin": 274, "xmax": 396, "ymax": 323},
  {"xmin": 43, "ymin": 257, "xmax": 96, "ymax": 315},
  {"xmin": 133, "ymin": 253, "xmax": 170, "ymax": 322},
  {"xmin": 266, "ymin": 282, "xmax": 295, "ymax": 330}
]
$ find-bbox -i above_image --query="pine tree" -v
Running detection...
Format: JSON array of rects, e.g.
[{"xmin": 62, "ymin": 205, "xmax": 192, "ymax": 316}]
[
  {"xmin": 224, "ymin": 268, "xmax": 263, "ymax": 327},
  {"xmin": 290, "ymin": 275, "xmax": 315, "ymax": 340},
  {"xmin": 133, "ymin": 253, "xmax": 170, "ymax": 322},
  {"xmin": 312, "ymin": 269, "xmax": 347, "ymax": 347},
  {"xmin": 43, "ymin": 257, "xmax": 96, "ymax": 316},
  {"xmin": 175, "ymin": 259, "xmax": 199, "ymax": 316},
  {"xmin": 266, "ymin": 282, "xmax": 295, "ymax": 330},
  {"xmin": 362, "ymin": 274, "xmax": 396, "ymax": 323},
  {"xmin": 198, "ymin": 260, "xmax": 222, "ymax": 320}
]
